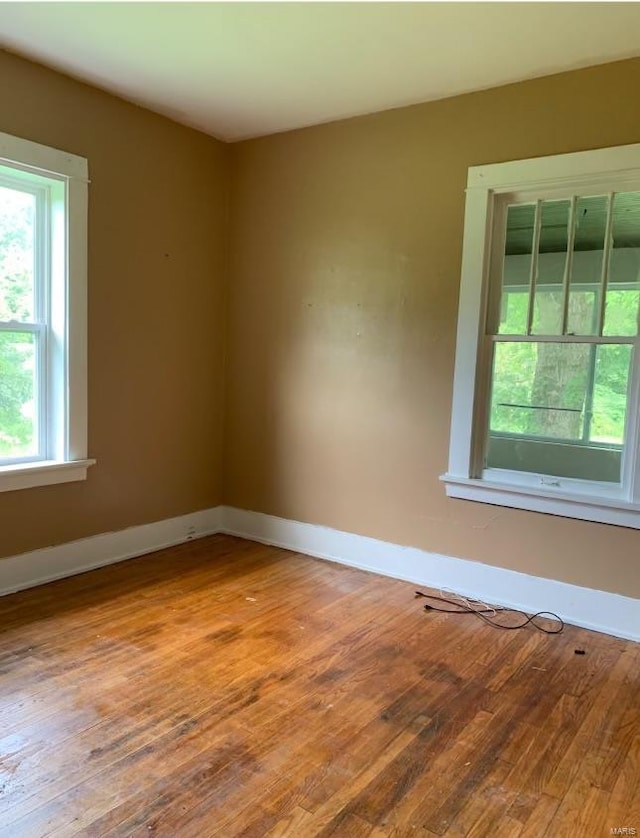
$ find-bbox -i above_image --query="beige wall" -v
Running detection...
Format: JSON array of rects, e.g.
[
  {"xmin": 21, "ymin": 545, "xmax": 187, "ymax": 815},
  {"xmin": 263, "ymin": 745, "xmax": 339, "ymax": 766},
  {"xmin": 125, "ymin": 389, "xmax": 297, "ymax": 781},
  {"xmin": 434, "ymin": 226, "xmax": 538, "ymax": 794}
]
[
  {"xmin": 225, "ymin": 58, "xmax": 640, "ymax": 598},
  {"xmin": 0, "ymin": 50, "xmax": 229, "ymax": 558}
]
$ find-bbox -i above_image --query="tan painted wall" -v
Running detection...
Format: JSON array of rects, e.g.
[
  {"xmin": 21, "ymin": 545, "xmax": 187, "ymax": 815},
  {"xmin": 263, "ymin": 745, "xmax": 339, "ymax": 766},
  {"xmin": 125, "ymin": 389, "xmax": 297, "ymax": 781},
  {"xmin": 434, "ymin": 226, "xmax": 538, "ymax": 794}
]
[
  {"xmin": 0, "ymin": 50, "xmax": 228, "ymax": 558},
  {"xmin": 225, "ymin": 58, "xmax": 640, "ymax": 598}
]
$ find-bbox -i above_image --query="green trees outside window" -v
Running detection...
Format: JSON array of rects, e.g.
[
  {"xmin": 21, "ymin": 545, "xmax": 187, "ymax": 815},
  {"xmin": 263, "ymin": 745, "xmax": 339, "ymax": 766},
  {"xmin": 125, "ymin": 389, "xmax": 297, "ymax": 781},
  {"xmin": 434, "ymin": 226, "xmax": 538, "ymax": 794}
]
[{"xmin": 0, "ymin": 186, "xmax": 37, "ymax": 459}]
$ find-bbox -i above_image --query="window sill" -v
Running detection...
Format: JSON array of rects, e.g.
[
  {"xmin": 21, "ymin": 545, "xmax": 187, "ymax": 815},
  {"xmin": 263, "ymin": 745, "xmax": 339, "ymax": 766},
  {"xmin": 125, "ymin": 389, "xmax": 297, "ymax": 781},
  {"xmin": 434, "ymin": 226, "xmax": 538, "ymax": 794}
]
[
  {"xmin": 440, "ymin": 473, "xmax": 640, "ymax": 530},
  {"xmin": 0, "ymin": 459, "xmax": 96, "ymax": 493}
]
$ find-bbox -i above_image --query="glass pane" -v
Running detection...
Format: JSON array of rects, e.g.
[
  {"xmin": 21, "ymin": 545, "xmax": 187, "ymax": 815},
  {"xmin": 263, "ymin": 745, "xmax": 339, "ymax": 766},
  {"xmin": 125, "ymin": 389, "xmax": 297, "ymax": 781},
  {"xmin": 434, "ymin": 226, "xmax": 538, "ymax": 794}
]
[
  {"xmin": 531, "ymin": 287, "xmax": 564, "ymax": 336},
  {"xmin": 500, "ymin": 291, "xmax": 529, "ymax": 335},
  {"xmin": 532, "ymin": 199, "xmax": 570, "ymax": 335},
  {"xmin": 0, "ymin": 331, "xmax": 37, "ymax": 459},
  {"xmin": 0, "ymin": 185, "xmax": 36, "ymax": 322},
  {"xmin": 499, "ymin": 203, "xmax": 535, "ymax": 335},
  {"xmin": 590, "ymin": 344, "xmax": 632, "ymax": 446},
  {"xmin": 567, "ymin": 195, "xmax": 608, "ymax": 335},
  {"xmin": 604, "ymin": 191, "xmax": 640, "ymax": 337},
  {"xmin": 486, "ymin": 341, "xmax": 627, "ymax": 483},
  {"xmin": 489, "ymin": 341, "xmax": 588, "ymax": 442},
  {"xmin": 602, "ymin": 288, "xmax": 639, "ymax": 339},
  {"xmin": 566, "ymin": 290, "xmax": 597, "ymax": 335}
]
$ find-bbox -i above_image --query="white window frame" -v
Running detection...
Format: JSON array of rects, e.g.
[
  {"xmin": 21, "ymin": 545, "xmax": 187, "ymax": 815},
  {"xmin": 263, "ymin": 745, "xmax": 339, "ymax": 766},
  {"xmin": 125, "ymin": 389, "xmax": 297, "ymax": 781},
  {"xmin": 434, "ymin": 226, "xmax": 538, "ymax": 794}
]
[
  {"xmin": 0, "ymin": 131, "xmax": 94, "ymax": 492},
  {"xmin": 441, "ymin": 142, "xmax": 640, "ymax": 529}
]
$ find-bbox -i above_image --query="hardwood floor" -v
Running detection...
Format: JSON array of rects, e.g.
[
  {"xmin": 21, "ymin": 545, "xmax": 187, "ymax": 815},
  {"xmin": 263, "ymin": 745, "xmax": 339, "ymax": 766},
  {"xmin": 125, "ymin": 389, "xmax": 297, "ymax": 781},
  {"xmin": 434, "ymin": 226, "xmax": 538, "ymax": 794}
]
[{"xmin": 0, "ymin": 534, "xmax": 638, "ymax": 837}]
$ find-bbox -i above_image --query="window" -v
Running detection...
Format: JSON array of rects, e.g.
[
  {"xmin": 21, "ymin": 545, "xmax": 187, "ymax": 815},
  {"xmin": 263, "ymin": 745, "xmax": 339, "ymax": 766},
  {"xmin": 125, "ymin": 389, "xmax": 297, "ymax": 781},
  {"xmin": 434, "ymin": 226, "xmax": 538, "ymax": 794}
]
[
  {"xmin": 442, "ymin": 143, "xmax": 640, "ymax": 528},
  {"xmin": 0, "ymin": 131, "xmax": 93, "ymax": 492}
]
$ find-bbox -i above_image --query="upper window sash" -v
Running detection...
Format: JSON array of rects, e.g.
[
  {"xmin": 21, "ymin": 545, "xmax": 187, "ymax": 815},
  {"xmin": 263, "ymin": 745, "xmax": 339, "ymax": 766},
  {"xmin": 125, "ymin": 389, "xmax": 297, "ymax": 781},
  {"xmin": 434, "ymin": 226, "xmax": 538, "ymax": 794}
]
[
  {"xmin": 486, "ymin": 189, "xmax": 640, "ymax": 341},
  {"xmin": 0, "ymin": 173, "xmax": 48, "ymax": 330}
]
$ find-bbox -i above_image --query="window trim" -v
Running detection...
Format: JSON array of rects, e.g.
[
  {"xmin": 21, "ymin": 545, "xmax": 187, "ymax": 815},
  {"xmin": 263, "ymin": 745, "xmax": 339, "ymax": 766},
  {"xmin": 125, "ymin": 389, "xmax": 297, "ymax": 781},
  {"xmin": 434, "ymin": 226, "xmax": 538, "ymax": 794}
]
[
  {"xmin": 441, "ymin": 142, "xmax": 640, "ymax": 529},
  {"xmin": 0, "ymin": 131, "xmax": 94, "ymax": 493}
]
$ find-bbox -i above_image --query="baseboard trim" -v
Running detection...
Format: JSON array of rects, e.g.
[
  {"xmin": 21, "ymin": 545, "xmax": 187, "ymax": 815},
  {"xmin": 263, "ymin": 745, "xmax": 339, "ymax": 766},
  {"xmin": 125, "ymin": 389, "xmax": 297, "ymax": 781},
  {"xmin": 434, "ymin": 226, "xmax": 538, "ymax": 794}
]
[
  {"xmin": 0, "ymin": 507, "xmax": 223, "ymax": 597},
  {"xmin": 2, "ymin": 504, "xmax": 637, "ymax": 642},
  {"xmin": 220, "ymin": 506, "xmax": 640, "ymax": 643}
]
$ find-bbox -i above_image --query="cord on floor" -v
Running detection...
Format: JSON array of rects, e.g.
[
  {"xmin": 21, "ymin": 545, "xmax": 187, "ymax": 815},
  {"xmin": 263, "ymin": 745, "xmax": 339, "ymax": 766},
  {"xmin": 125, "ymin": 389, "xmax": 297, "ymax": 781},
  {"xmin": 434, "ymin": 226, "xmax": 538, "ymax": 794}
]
[{"xmin": 414, "ymin": 590, "xmax": 564, "ymax": 634}]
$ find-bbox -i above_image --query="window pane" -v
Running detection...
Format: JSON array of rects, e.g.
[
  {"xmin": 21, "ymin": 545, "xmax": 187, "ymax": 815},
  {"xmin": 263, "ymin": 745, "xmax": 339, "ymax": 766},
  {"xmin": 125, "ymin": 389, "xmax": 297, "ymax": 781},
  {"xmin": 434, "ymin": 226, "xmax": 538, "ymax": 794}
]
[
  {"xmin": 602, "ymin": 288, "xmax": 639, "ymax": 340},
  {"xmin": 531, "ymin": 287, "xmax": 564, "ymax": 336},
  {"xmin": 489, "ymin": 341, "xmax": 587, "ymax": 442},
  {"xmin": 567, "ymin": 195, "xmax": 608, "ymax": 335},
  {"xmin": 0, "ymin": 185, "xmax": 36, "ymax": 322},
  {"xmin": 590, "ymin": 344, "xmax": 632, "ymax": 446},
  {"xmin": 500, "ymin": 290, "xmax": 529, "ymax": 334},
  {"xmin": 566, "ymin": 289, "xmax": 597, "ymax": 335},
  {"xmin": 487, "ymin": 341, "xmax": 628, "ymax": 483},
  {"xmin": 499, "ymin": 203, "xmax": 535, "ymax": 335},
  {"xmin": 603, "ymin": 191, "xmax": 640, "ymax": 337},
  {"xmin": 0, "ymin": 331, "xmax": 37, "ymax": 459},
  {"xmin": 531, "ymin": 200, "xmax": 570, "ymax": 335}
]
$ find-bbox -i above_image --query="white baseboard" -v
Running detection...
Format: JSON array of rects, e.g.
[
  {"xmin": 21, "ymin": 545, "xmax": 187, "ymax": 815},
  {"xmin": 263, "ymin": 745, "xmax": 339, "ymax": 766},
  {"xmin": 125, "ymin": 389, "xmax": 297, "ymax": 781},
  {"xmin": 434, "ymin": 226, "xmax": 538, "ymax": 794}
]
[
  {"xmin": 2, "ymin": 504, "xmax": 637, "ymax": 643},
  {"xmin": 220, "ymin": 506, "xmax": 640, "ymax": 643},
  {"xmin": 0, "ymin": 506, "xmax": 223, "ymax": 597}
]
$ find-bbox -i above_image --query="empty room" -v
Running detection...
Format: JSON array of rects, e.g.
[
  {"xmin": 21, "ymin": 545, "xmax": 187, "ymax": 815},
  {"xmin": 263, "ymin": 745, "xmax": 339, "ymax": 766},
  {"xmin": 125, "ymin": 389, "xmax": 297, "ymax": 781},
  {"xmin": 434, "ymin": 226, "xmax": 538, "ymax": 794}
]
[{"xmin": 0, "ymin": 3, "xmax": 639, "ymax": 836}]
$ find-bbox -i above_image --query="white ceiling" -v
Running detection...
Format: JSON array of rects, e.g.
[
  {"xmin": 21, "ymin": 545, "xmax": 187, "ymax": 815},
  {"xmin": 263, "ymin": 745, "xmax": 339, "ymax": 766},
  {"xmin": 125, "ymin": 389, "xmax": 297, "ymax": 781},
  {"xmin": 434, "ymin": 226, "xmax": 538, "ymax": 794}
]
[{"xmin": 1, "ymin": 2, "xmax": 640, "ymax": 142}]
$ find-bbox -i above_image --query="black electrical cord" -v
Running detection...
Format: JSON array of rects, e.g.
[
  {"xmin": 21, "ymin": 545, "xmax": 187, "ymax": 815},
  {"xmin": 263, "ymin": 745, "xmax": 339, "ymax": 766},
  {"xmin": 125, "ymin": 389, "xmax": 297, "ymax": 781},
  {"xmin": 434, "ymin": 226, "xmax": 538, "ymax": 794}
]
[{"xmin": 415, "ymin": 591, "xmax": 564, "ymax": 634}]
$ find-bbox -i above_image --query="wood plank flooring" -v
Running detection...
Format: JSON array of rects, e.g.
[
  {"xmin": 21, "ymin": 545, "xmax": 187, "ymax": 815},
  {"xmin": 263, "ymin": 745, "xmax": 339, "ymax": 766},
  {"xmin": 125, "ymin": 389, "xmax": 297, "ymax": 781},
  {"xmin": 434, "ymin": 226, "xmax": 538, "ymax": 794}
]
[{"xmin": 0, "ymin": 534, "xmax": 638, "ymax": 837}]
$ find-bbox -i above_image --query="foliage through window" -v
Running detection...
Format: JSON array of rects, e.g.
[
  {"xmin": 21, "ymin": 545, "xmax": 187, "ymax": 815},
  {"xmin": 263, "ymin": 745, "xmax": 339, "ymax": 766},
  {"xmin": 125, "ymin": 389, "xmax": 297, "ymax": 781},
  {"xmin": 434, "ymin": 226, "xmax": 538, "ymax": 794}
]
[{"xmin": 0, "ymin": 183, "xmax": 39, "ymax": 460}]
